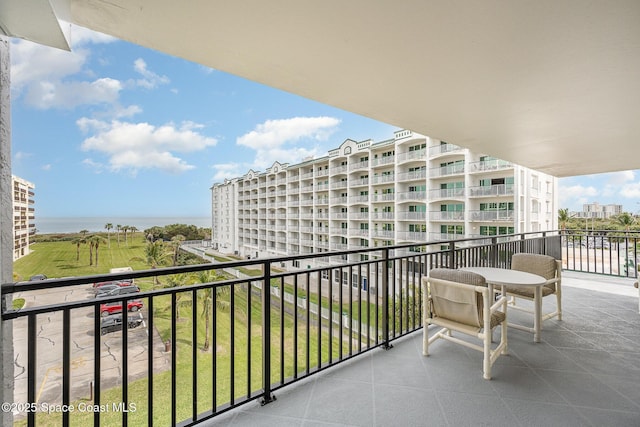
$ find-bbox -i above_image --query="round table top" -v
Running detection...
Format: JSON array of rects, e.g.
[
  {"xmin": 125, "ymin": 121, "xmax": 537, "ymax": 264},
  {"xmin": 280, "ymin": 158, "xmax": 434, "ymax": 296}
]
[{"xmin": 459, "ymin": 266, "xmax": 546, "ymax": 286}]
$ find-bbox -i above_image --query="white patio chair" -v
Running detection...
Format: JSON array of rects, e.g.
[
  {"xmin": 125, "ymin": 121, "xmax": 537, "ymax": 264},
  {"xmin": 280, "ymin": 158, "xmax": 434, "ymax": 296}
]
[{"xmin": 423, "ymin": 268, "xmax": 508, "ymax": 380}]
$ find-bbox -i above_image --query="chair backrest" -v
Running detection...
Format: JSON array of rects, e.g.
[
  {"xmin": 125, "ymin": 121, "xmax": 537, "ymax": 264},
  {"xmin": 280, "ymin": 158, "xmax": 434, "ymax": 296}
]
[
  {"xmin": 511, "ymin": 253, "xmax": 559, "ymax": 291},
  {"xmin": 428, "ymin": 268, "xmax": 487, "ymax": 328}
]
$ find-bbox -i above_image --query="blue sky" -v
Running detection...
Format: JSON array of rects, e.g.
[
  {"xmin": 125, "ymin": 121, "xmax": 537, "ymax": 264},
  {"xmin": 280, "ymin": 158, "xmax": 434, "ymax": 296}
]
[{"xmin": 9, "ymin": 25, "xmax": 640, "ymax": 218}]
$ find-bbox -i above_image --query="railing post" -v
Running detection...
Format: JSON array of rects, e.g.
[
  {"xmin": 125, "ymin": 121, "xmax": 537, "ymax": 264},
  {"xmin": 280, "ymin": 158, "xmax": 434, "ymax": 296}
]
[
  {"xmin": 381, "ymin": 248, "xmax": 393, "ymax": 350},
  {"xmin": 261, "ymin": 260, "xmax": 276, "ymax": 405},
  {"xmin": 489, "ymin": 237, "xmax": 498, "ymax": 267}
]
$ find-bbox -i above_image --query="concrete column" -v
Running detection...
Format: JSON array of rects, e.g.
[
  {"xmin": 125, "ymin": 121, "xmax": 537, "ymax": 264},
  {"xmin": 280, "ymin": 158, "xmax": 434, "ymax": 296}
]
[{"xmin": 0, "ymin": 35, "xmax": 15, "ymax": 426}]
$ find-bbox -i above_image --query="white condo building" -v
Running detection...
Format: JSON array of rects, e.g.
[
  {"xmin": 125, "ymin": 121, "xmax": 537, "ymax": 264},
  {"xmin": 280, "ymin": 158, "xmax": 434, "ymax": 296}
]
[
  {"xmin": 211, "ymin": 130, "xmax": 558, "ymax": 261},
  {"xmin": 12, "ymin": 175, "xmax": 36, "ymax": 261}
]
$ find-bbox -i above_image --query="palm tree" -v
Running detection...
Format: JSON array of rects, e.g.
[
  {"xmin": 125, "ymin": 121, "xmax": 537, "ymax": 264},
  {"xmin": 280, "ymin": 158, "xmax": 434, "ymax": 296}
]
[
  {"xmin": 165, "ymin": 273, "xmax": 191, "ymax": 320},
  {"xmin": 195, "ymin": 270, "xmax": 229, "ymax": 351},
  {"xmin": 558, "ymin": 208, "xmax": 570, "ymax": 232},
  {"xmin": 80, "ymin": 229, "xmax": 89, "ymax": 237},
  {"xmin": 104, "ymin": 223, "xmax": 113, "ymax": 247},
  {"xmin": 129, "ymin": 226, "xmax": 138, "ymax": 243},
  {"xmin": 116, "ymin": 225, "xmax": 122, "ymax": 245},
  {"xmin": 122, "ymin": 225, "xmax": 130, "ymax": 246},
  {"xmin": 130, "ymin": 240, "xmax": 171, "ymax": 286},
  {"xmin": 71, "ymin": 237, "xmax": 86, "ymax": 262},
  {"xmin": 170, "ymin": 234, "xmax": 186, "ymax": 266},
  {"xmin": 88, "ymin": 235, "xmax": 107, "ymax": 266},
  {"xmin": 615, "ymin": 212, "xmax": 636, "ymax": 236}
]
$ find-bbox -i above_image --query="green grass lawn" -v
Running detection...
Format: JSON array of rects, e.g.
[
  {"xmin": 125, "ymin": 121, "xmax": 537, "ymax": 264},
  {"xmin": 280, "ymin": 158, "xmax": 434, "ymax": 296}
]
[
  {"xmin": 13, "ymin": 237, "xmax": 353, "ymax": 426},
  {"xmin": 13, "ymin": 234, "xmax": 149, "ymax": 282}
]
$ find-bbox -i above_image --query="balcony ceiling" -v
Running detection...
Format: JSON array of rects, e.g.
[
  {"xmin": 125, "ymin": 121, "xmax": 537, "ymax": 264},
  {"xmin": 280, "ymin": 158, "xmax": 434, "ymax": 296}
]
[{"xmin": 6, "ymin": 0, "xmax": 640, "ymax": 177}]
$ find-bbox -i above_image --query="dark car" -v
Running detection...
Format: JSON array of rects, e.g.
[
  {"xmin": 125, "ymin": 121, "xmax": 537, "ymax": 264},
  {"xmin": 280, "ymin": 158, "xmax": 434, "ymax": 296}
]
[
  {"xmin": 29, "ymin": 274, "xmax": 47, "ymax": 281},
  {"xmin": 93, "ymin": 283, "xmax": 121, "ymax": 295},
  {"xmin": 96, "ymin": 285, "xmax": 141, "ymax": 298},
  {"xmin": 100, "ymin": 300, "xmax": 143, "ymax": 317},
  {"xmin": 100, "ymin": 314, "xmax": 143, "ymax": 335}
]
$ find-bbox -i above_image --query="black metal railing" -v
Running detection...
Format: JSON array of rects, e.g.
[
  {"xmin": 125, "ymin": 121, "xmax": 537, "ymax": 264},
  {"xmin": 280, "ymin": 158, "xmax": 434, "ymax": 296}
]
[
  {"xmin": 0, "ymin": 230, "xmax": 584, "ymax": 426},
  {"xmin": 560, "ymin": 229, "xmax": 639, "ymax": 278}
]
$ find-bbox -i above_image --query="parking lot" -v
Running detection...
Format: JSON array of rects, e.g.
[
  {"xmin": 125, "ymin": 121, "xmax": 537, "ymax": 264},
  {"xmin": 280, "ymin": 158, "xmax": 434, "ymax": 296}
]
[{"xmin": 11, "ymin": 284, "xmax": 170, "ymax": 414}]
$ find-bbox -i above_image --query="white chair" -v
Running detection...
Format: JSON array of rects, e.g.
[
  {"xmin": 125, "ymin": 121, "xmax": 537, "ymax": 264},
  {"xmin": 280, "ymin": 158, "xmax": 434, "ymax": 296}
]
[
  {"xmin": 504, "ymin": 253, "xmax": 562, "ymax": 329},
  {"xmin": 423, "ymin": 268, "xmax": 508, "ymax": 380}
]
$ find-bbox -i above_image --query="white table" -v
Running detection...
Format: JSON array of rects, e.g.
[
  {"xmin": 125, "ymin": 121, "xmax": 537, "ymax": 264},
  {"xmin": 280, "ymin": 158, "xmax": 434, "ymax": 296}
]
[{"xmin": 460, "ymin": 266, "xmax": 546, "ymax": 342}]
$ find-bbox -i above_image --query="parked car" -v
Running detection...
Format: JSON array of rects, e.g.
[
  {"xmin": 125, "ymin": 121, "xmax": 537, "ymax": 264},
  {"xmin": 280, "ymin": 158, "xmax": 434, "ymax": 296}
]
[
  {"xmin": 100, "ymin": 313, "xmax": 143, "ymax": 335},
  {"xmin": 96, "ymin": 285, "xmax": 141, "ymax": 298},
  {"xmin": 100, "ymin": 300, "xmax": 143, "ymax": 317},
  {"xmin": 29, "ymin": 274, "xmax": 47, "ymax": 281},
  {"xmin": 93, "ymin": 280, "xmax": 132, "ymax": 290},
  {"xmin": 93, "ymin": 283, "xmax": 121, "ymax": 295}
]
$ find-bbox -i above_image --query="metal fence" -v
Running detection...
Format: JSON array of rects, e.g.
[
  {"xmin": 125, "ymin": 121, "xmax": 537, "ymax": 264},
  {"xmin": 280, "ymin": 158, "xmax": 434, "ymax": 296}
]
[{"xmin": 0, "ymin": 230, "xmax": 597, "ymax": 426}]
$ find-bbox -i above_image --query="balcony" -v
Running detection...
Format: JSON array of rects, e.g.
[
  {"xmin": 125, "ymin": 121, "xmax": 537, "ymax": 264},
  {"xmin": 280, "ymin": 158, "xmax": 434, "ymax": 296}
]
[
  {"xmin": 468, "ymin": 184, "xmax": 515, "ymax": 197},
  {"xmin": 3, "ymin": 232, "xmax": 639, "ymax": 426},
  {"xmin": 208, "ymin": 273, "xmax": 639, "ymax": 426},
  {"xmin": 469, "ymin": 210, "xmax": 515, "ymax": 221},
  {"xmin": 469, "ymin": 159, "xmax": 513, "ymax": 173}
]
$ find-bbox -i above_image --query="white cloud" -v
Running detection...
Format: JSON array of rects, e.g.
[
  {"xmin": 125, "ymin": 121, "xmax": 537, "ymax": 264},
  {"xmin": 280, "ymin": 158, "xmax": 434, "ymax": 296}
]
[
  {"xmin": 237, "ymin": 117, "xmax": 340, "ymax": 169},
  {"xmin": 211, "ymin": 163, "xmax": 243, "ymax": 181},
  {"xmin": 133, "ymin": 58, "xmax": 170, "ymax": 89},
  {"xmin": 24, "ymin": 77, "xmax": 122, "ymax": 110},
  {"xmin": 41, "ymin": 164, "xmax": 52, "ymax": 171},
  {"xmin": 10, "ymin": 25, "xmax": 123, "ymax": 110},
  {"xmin": 558, "ymin": 184, "xmax": 599, "ymax": 209},
  {"xmin": 620, "ymin": 182, "xmax": 640, "ymax": 199},
  {"xmin": 14, "ymin": 151, "xmax": 32, "ymax": 161},
  {"xmin": 78, "ymin": 119, "xmax": 218, "ymax": 174},
  {"xmin": 605, "ymin": 170, "xmax": 635, "ymax": 185}
]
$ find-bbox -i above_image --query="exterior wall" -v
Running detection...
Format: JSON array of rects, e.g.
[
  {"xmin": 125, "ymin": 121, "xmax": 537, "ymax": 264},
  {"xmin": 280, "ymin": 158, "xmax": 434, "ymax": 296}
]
[
  {"xmin": 12, "ymin": 175, "xmax": 35, "ymax": 261},
  {"xmin": 0, "ymin": 34, "xmax": 14, "ymax": 426},
  {"xmin": 211, "ymin": 131, "xmax": 558, "ymax": 263}
]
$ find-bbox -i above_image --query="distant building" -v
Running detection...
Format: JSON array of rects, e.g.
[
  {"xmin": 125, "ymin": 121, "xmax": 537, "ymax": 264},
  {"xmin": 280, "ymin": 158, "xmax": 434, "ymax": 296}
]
[
  {"xmin": 573, "ymin": 202, "xmax": 623, "ymax": 219},
  {"xmin": 211, "ymin": 130, "xmax": 558, "ymax": 262},
  {"xmin": 12, "ymin": 175, "xmax": 35, "ymax": 261}
]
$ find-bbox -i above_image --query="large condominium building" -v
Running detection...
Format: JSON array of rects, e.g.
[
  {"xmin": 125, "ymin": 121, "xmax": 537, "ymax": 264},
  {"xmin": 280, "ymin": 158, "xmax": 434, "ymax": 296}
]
[
  {"xmin": 211, "ymin": 130, "xmax": 558, "ymax": 261},
  {"xmin": 12, "ymin": 175, "xmax": 36, "ymax": 261}
]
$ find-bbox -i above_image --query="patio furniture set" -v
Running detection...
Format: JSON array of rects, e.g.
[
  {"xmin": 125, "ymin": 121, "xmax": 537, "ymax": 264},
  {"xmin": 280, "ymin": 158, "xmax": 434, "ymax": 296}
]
[{"xmin": 423, "ymin": 253, "xmax": 562, "ymax": 379}]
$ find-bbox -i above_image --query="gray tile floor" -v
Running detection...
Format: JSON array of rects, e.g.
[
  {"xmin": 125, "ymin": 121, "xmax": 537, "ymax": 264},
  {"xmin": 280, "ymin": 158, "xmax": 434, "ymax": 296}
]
[{"xmin": 202, "ymin": 272, "xmax": 640, "ymax": 426}]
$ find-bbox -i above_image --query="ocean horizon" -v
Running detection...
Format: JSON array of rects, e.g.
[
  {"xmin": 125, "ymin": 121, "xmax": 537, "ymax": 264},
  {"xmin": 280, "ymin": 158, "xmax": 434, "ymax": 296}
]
[{"xmin": 35, "ymin": 216, "xmax": 211, "ymax": 234}]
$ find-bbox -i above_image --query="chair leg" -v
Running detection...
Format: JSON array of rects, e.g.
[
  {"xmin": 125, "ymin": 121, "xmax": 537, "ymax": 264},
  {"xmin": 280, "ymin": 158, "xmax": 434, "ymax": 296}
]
[
  {"xmin": 556, "ymin": 289, "xmax": 562, "ymax": 321},
  {"xmin": 483, "ymin": 333, "xmax": 491, "ymax": 380},
  {"xmin": 423, "ymin": 324, "xmax": 429, "ymax": 356}
]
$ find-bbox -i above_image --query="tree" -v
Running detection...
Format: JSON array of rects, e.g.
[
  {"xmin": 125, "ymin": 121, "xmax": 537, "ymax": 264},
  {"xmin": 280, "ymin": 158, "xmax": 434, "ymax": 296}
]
[
  {"xmin": 71, "ymin": 237, "xmax": 86, "ymax": 262},
  {"xmin": 165, "ymin": 273, "xmax": 191, "ymax": 320},
  {"xmin": 558, "ymin": 208, "xmax": 570, "ymax": 232},
  {"xmin": 88, "ymin": 235, "xmax": 107, "ymax": 266},
  {"xmin": 105, "ymin": 223, "xmax": 113, "ymax": 247},
  {"xmin": 130, "ymin": 240, "xmax": 171, "ymax": 286},
  {"xmin": 195, "ymin": 270, "xmax": 229, "ymax": 351},
  {"xmin": 116, "ymin": 225, "xmax": 122, "ymax": 245},
  {"xmin": 80, "ymin": 229, "xmax": 89, "ymax": 237},
  {"xmin": 170, "ymin": 234, "xmax": 186, "ymax": 266},
  {"xmin": 615, "ymin": 212, "xmax": 636, "ymax": 235},
  {"xmin": 129, "ymin": 226, "xmax": 138, "ymax": 242},
  {"xmin": 122, "ymin": 225, "xmax": 130, "ymax": 246}
]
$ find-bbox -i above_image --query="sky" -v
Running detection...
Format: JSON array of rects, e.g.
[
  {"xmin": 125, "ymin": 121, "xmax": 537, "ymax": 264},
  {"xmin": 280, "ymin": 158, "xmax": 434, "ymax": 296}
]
[{"xmin": 9, "ymin": 25, "xmax": 640, "ymax": 218}]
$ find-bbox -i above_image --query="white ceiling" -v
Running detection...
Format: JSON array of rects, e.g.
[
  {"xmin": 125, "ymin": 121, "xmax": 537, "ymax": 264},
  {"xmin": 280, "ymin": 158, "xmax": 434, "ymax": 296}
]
[{"xmin": 5, "ymin": 0, "xmax": 640, "ymax": 177}]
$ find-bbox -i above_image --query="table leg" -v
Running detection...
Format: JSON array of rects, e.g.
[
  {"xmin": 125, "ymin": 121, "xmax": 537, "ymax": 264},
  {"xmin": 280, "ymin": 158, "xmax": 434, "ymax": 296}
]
[{"xmin": 534, "ymin": 286, "xmax": 542, "ymax": 342}]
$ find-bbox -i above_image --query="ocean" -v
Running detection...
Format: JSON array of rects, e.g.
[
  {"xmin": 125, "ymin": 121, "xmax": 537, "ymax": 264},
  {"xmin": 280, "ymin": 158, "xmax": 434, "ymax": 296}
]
[{"xmin": 35, "ymin": 217, "xmax": 211, "ymax": 234}]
